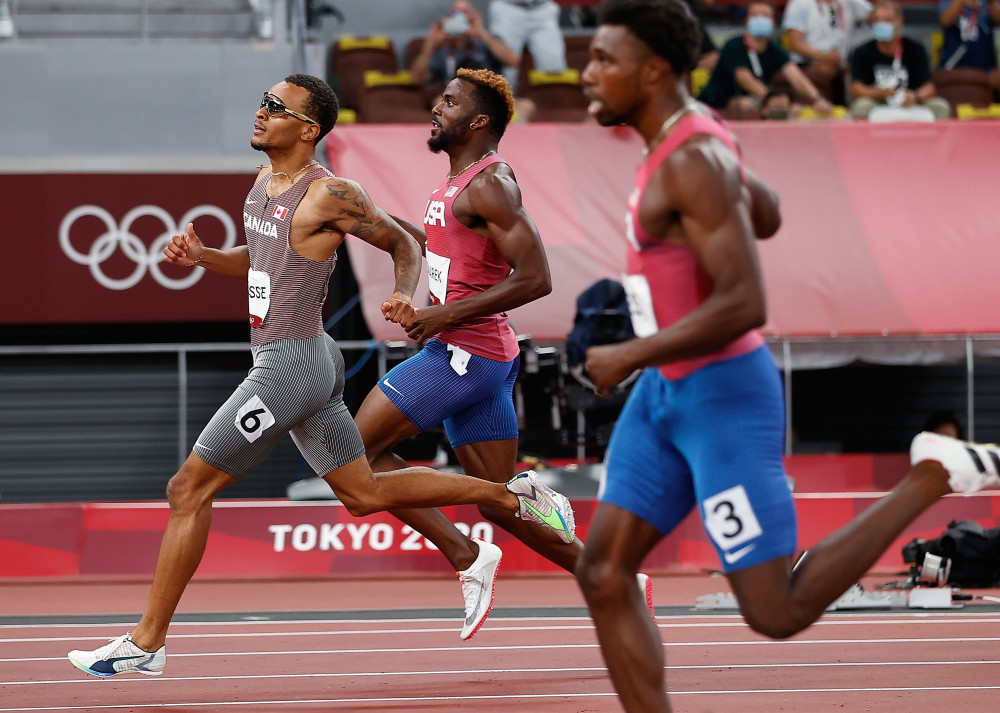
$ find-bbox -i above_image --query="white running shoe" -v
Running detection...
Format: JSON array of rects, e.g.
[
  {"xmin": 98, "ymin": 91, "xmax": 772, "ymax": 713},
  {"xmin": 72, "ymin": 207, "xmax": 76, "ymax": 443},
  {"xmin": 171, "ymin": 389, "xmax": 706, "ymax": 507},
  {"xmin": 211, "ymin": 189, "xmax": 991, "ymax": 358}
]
[
  {"xmin": 507, "ymin": 470, "xmax": 576, "ymax": 544},
  {"xmin": 68, "ymin": 632, "xmax": 165, "ymax": 677},
  {"xmin": 637, "ymin": 573, "xmax": 655, "ymax": 617},
  {"xmin": 458, "ymin": 538, "xmax": 503, "ymax": 641},
  {"xmin": 910, "ymin": 431, "xmax": 1000, "ymax": 494}
]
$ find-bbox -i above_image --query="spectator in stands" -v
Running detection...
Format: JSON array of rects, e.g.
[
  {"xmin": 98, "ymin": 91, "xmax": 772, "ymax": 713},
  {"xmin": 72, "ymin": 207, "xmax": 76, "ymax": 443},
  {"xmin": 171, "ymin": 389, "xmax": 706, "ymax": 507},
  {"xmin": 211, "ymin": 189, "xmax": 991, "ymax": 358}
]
[
  {"xmin": 923, "ymin": 409, "xmax": 965, "ymax": 439},
  {"xmin": 697, "ymin": 0, "xmax": 833, "ymax": 118},
  {"xmin": 679, "ymin": 0, "xmax": 720, "ymax": 70},
  {"xmin": 488, "ymin": 0, "xmax": 568, "ymax": 88},
  {"xmin": 249, "ymin": 0, "xmax": 274, "ymax": 39},
  {"xmin": 938, "ymin": 0, "xmax": 1000, "ymax": 93},
  {"xmin": 760, "ymin": 87, "xmax": 794, "ymax": 118},
  {"xmin": 782, "ymin": 0, "xmax": 874, "ymax": 105},
  {"xmin": 849, "ymin": 0, "xmax": 951, "ymax": 119},
  {"xmin": 410, "ymin": 1, "xmax": 518, "ymax": 94}
]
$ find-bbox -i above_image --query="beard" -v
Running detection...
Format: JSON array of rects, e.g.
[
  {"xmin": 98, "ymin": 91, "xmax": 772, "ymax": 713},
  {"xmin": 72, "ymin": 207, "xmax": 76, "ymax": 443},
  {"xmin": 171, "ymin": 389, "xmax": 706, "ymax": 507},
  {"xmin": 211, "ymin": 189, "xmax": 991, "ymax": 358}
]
[
  {"xmin": 250, "ymin": 135, "xmax": 273, "ymax": 152},
  {"xmin": 427, "ymin": 119, "xmax": 470, "ymax": 153}
]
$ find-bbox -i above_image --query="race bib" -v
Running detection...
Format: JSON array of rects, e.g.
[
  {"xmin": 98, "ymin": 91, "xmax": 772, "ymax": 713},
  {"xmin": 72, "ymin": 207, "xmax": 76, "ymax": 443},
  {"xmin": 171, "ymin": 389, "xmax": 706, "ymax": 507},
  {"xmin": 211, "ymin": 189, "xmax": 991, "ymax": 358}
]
[
  {"xmin": 702, "ymin": 485, "xmax": 763, "ymax": 557},
  {"xmin": 248, "ymin": 269, "xmax": 270, "ymax": 328},
  {"xmin": 235, "ymin": 395, "xmax": 275, "ymax": 443},
  {"xmin": 426, "ymin": 250, "xmax": 451, "ymax": 305},
  {"xmin": 446, "ymin": 344, "xmax": 471, "ymax": 376},
  {"xmin": 622, "ymin": 273, "xmax": 658, "ymax": 338}
]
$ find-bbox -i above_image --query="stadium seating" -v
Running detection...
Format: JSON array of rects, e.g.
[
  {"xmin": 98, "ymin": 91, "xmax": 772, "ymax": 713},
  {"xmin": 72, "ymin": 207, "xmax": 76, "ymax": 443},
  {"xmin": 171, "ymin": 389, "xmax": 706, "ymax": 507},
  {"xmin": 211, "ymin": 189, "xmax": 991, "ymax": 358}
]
[
  {"xmin": 525, "ymin": 69, "xmax": 589, "ymax": 123},
  {"xmin": 330, "ymin": 35, "xmax": 399, "ymax": 111},
  {"xmin": 358, "ymin": 70, "xmax": 430, "ymax": 123},
  {"xmin": 932, "ymin": 68, "xmax": 994, "ymax": 116}
]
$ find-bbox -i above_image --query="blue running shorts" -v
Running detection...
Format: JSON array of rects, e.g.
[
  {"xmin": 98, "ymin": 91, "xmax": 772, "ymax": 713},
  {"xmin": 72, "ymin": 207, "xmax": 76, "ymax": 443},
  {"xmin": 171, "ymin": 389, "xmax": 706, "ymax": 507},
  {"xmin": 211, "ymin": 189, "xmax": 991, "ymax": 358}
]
[
  {"xmin": 378, "ymin": 338, "xmax": 520, "ymax": 447},
  {"xmin": 600, "ymin": 345, "xmax": 796, "ymax": 572}
]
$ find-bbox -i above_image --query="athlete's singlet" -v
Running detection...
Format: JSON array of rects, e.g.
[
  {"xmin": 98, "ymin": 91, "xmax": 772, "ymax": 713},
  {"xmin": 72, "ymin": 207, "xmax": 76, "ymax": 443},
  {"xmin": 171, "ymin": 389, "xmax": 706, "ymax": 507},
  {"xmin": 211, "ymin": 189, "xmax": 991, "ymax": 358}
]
[
  {"xmin": 243, "ymin": 165, "xmax": 337, "ymax": 347},
  {"xmin": 600, "ymin": 112, "xmax": 795, "ymax": 573},
  {"xmin": 623, "ymin": 114, "xmax": 763, "ymax": 380},
  {"xmin": 193, "ymin": 166, "xmax": 364, "ymax": 478},
  {"xmin": 421, "ymin": 155, "xmax": 519, "ymax": 361}
]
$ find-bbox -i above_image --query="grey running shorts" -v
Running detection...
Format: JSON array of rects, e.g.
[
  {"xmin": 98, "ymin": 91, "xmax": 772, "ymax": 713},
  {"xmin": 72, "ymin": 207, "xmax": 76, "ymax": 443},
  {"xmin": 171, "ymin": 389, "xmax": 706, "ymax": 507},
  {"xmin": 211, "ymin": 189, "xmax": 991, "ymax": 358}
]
[{"xmin": 193, "ymin": 333, "xmax": 364, "ymax": 477}]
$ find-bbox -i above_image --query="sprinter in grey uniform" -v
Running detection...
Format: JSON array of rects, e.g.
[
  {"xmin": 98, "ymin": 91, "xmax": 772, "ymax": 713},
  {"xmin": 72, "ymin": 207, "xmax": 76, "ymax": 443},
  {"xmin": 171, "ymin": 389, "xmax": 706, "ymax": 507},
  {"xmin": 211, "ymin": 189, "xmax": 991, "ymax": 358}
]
[{"xmin": 67, "ymin": 74, "xmax": 575, "ymax": 679}]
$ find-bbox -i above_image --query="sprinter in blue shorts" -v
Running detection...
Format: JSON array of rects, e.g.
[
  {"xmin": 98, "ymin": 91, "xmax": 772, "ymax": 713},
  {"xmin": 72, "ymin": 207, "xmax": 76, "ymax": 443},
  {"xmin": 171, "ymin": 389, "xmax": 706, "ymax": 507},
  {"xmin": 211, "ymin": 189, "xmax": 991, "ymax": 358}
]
[{"xmin": 576, "ymin": 2, "xmax": 1000, "ymax": 711}]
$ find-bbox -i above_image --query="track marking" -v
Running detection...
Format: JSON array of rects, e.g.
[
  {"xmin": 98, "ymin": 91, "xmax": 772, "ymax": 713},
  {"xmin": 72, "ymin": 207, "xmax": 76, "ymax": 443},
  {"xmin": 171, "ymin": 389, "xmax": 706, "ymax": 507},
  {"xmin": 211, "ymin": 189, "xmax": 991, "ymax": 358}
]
[
  {"xmin": 2, "ymin": 686, "xmax": 1000, "ymax": 712},
  {"xmin": 5, "ymin": 659, "xmax": 1000, "ymax": 687}
]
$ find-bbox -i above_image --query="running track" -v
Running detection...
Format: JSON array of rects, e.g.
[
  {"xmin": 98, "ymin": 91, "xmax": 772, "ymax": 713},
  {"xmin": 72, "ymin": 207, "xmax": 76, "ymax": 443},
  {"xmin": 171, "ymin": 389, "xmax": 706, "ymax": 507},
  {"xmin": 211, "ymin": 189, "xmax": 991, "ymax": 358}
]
[{"xmin": 2, "ymin": 575, "xmax": 999, "ymax": 712}]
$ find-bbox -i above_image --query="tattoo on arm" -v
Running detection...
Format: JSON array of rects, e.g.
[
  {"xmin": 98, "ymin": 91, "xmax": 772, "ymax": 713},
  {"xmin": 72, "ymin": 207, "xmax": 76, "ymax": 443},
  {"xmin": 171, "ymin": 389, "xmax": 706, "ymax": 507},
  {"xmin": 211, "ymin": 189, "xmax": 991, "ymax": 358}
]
[{"xmin": 325, "ymin": 181, "xmax": 420, "ymax": 296}]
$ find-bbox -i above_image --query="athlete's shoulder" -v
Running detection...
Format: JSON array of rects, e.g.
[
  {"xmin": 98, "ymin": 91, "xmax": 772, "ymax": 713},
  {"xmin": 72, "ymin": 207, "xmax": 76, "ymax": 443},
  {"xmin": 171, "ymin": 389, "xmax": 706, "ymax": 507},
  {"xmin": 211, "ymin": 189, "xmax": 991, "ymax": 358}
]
[
  {"xmin": 306, "ymin": 174, "xmax": 372, "ymax": 208},
  {"xmin": 466, "ymin": 161, "xmax": 518, "ymax": 199}
]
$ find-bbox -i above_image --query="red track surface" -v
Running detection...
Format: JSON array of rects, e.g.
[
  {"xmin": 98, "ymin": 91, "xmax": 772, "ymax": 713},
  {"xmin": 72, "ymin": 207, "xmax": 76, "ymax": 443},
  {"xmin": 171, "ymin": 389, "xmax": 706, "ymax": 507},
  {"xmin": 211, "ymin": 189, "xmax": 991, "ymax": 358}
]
[{"xmin": 2, "ymin": 574, "xmax": 999, "ymax": 712}]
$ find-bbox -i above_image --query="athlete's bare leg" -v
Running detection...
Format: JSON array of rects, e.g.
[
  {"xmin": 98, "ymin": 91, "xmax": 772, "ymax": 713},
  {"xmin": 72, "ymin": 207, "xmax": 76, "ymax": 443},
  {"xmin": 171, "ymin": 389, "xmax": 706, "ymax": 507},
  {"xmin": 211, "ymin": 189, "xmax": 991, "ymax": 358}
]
[
  {"xmin": 130, "ymin": 455, "xmax": 236, "ymax": 651},
  {"xmin": 356, "ymin": 386, "xmax": 580, "ymax": 571},
  {"xmin": 453, "ymin": 438, "xmax": 581, "ymax": 571},
  {"xmin": 577, "ymin": 461, "xmax": 953, "ymax": 713},
  {"xmin": 728, "ymin": 460, "xmax": 951, "ymax": 638},
  {"xmin": 576, "ymin": 504, "xmax": 668, "ymax": 713},
  {"xmin": 353, "ymin": 386, "xmax": 480, "ymax": 570},
  {"xmin": 322, "ymin": 453, "xmax": 520, "ymax": 518}
]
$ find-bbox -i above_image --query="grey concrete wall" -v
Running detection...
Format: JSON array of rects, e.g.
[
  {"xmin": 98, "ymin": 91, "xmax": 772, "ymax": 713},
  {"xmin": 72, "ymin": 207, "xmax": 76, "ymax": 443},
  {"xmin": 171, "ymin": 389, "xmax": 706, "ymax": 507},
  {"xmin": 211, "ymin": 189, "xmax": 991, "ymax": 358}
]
[
  {"xmin": 0, "ymin": 0, "xmax": 486, "ymax": 168},
  {"xmin": 0, "ymin": 40, "xmax": 329, "ymax": 168}
]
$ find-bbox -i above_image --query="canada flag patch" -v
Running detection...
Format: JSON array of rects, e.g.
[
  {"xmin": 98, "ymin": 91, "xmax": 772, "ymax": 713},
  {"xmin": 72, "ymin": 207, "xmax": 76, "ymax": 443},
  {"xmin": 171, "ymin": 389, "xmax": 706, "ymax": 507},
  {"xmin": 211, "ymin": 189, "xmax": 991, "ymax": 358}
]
[{"xmin": 271, "ymin": 205, "xmax": 288, "ymax": 220}]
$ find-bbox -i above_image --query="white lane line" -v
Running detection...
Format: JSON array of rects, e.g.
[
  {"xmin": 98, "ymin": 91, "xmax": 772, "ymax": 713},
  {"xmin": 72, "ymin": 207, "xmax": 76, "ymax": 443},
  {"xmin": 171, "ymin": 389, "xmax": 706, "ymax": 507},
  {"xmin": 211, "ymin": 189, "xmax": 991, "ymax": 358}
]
[
  {"xmin": 4, "ymin": 659, "xmax": 1000, "ymax": 687},
  {"xmin": 5, "ymin": 637, "xmax": 1000, "ymax": 665},
  {"xmin": 4, "ymin": 615, "xmax": 998, "ymax": 642},
  {"xmin": 2, "ymin": 686, "xmax": 1000, "ymax": 711}
]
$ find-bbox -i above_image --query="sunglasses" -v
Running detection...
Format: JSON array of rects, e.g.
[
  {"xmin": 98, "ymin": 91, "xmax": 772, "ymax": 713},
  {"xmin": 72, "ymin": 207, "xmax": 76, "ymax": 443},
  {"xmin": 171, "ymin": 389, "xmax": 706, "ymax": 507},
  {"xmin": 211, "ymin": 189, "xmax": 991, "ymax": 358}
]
[{"xmin": 259, "ymin": 93, "xmax": 318, "ymax": 125}]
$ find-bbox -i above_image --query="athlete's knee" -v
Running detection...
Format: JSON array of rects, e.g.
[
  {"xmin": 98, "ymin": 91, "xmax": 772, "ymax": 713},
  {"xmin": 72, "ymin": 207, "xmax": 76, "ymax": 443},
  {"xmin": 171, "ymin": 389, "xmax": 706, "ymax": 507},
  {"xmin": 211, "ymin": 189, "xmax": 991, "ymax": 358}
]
[
  {"xmin": 477, "ymin": 503, "xmax": 516, "ymax": 526},
  {"xmin": 740, "ymin": 602, "xmax": 808, "ymax": 639},
  {"xmin": 165, "ymin": 470, "xmax": 217, "ymax": 515},
  {"xmin": 575, "ymin": 552, "xmax": 630, "ymax": 603},
  {"xmin": 328, "ymin": 474, "xmax": 385, "ymax": 518}
]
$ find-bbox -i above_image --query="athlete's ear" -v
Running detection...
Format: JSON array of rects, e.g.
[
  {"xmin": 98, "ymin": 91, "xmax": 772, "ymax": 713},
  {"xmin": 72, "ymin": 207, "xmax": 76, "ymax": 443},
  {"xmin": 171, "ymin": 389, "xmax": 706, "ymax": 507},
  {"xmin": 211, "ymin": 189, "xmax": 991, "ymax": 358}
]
[
  {"xmin": 469, "ymin": 113, "xmax": 490, "ymax": 132},
  {"xmin": 301, "ymin": 123, "xmax": 321, "ymax": 144},
  {"xmin": 643, "ymin": 54, "xmax": 671, "ymax": 85}
]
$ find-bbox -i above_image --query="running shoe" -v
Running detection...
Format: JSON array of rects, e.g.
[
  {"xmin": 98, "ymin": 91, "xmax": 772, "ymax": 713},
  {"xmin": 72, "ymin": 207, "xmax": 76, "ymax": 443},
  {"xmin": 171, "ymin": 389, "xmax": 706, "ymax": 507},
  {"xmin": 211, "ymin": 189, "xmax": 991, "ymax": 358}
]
[
  {"xmin": 68, "ymin": 632, "xmax": 165, "ymax": 677},
  {"xmin": 458, "ymin": 538, "xmax": 503, "ymax": 641},
  {"xmin": 910, "ymin": 431, "xmax": 1000, "ymax": 494},
  {"xmin": 637, "ymin": 573, "xmax": 655, "ymax": 617},
  {"xmin": 507, "ymin": 470, "xmax": 576, "ymax": 543}
]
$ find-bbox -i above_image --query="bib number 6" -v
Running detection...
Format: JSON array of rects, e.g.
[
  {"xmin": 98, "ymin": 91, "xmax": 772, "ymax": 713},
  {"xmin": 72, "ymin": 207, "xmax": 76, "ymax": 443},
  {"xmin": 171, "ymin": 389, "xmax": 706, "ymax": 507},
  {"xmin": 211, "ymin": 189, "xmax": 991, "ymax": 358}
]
[{"xmin": 235, "ymin": 395, "xmax": 276, "ymax": 443}]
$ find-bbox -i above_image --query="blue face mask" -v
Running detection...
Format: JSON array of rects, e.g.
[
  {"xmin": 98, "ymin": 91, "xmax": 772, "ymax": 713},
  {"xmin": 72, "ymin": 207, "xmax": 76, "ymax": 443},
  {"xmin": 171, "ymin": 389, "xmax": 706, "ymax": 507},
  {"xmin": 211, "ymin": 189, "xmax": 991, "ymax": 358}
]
[
  {"xmin": 871, "ymin": 21, "xmax": 896, "ymax": 42},
  {"xmin": 747, "ymin": 15, "xmax": 774, "ymax": 38}
]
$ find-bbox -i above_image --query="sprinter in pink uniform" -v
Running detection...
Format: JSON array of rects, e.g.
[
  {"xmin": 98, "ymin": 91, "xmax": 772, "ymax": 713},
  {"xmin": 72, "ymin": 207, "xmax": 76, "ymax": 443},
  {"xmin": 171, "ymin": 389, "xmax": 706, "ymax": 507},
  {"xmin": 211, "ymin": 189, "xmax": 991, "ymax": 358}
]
[
  {"xmin": 354, "ymin": 68, "xmax": 584, "ymax": 642},
  {"xmin": 576, "ymin": 2, "xmax": 1000, "ymax": 711}
]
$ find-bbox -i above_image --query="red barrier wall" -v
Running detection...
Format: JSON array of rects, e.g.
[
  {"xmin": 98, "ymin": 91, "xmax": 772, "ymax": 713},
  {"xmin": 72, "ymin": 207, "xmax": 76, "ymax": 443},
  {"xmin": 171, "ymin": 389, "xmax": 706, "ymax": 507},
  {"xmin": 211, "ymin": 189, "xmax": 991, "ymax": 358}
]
[
  {"xmin": 6, "ymin": 123, "xmax": 1000, "ymax": 339},
  {"xmin": 2, "ymin": 455, "xmax": 997, "ymax": 579}
]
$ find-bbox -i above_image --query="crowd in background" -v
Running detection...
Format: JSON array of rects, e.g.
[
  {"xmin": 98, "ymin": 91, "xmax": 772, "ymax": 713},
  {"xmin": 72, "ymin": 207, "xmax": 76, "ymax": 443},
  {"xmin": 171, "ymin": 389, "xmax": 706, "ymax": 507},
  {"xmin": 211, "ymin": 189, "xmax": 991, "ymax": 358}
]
[{"xmin": 326, "ymin": 0, "xmax": 1000, "ymax": 122}]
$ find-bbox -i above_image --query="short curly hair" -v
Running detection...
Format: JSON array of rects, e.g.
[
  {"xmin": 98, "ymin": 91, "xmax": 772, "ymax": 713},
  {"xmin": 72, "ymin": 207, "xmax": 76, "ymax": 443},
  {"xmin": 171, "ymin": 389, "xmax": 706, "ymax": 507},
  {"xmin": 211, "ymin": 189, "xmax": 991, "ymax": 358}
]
[
  {"xmin": 284, "ymin": 73, "xmax": 339, "ymax": 144},
  {"xmin": 597, "ymin": 0, "xmax": 702, "ymax": 76},
  {"xmin": 456, "ymin": 67, "xmax": 516, "ymax": 139}
]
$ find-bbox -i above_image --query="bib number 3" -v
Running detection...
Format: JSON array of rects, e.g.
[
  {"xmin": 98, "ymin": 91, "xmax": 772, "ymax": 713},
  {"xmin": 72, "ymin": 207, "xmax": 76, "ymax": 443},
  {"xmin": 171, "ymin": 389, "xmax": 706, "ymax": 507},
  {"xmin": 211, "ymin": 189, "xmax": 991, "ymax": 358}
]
[{"xmin": 702, "ymin": 485, "xmax": 763, "ymax": 552}]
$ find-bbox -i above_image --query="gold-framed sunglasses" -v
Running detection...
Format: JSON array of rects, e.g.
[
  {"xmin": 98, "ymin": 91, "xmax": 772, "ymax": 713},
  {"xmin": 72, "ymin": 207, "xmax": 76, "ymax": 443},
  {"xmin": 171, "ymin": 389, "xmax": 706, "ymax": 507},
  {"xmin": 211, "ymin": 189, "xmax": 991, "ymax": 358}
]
[{"xmin": 259, "ymin": 93, "xmax": 318, "ymax": 125}]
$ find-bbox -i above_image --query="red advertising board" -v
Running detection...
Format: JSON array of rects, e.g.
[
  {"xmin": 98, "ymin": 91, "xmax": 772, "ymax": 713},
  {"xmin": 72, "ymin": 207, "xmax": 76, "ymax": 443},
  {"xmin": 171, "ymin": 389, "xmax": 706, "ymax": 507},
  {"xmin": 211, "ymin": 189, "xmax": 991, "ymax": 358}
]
[{"xmin": 2, "ymin": 172, "xmax": 253, "ymax": 325}]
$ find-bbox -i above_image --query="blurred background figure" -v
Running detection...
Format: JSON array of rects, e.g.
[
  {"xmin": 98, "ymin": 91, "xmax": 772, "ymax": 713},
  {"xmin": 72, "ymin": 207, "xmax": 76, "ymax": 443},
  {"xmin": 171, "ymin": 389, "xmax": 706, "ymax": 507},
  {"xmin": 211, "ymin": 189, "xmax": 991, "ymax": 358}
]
[
  {"xmin": 410, "ymin": 1, "xmax": 517, "ymax": 95},
  {"xmin": 488, "ymin": 0, "xmax": 568, "ymax": 87},
  {"xmin": 922, "ymin": 409, "xmax": 964, "ymax": 439},
  {"xmin": 782, "ymin": 0, "xmax": 874, "ymax": 105}
]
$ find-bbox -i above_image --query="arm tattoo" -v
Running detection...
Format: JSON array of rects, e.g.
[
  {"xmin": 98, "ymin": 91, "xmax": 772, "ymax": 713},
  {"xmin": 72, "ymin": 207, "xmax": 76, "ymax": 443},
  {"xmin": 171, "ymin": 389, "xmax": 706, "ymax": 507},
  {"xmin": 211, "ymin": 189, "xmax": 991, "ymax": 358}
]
[{"xmin": 326, "ymin": 180, "xmax": 420, "ymax": 296}]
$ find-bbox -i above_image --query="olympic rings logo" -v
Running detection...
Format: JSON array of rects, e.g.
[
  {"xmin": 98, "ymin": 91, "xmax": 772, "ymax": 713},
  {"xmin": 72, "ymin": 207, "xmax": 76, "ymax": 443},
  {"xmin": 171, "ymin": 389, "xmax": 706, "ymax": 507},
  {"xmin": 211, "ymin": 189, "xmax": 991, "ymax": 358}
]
[{"xmin": 59, "ymin": 204, "xmax": 237, "ymax": 291}]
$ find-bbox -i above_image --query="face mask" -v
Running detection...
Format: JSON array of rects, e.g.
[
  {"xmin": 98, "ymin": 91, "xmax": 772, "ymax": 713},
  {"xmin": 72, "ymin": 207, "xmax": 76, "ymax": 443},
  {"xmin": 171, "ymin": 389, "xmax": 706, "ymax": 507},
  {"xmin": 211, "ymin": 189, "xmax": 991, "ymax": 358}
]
[
  {"xmin": 747, "ymin": 16, "xmax": 774, "ymax": 38},
  {"xmin": 766, "ymin": 109, "xmax": 789, "ymax": 120},
  {"xmin": 871, "ymin": 21, "xmax": 896, "ymax": 42}
]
